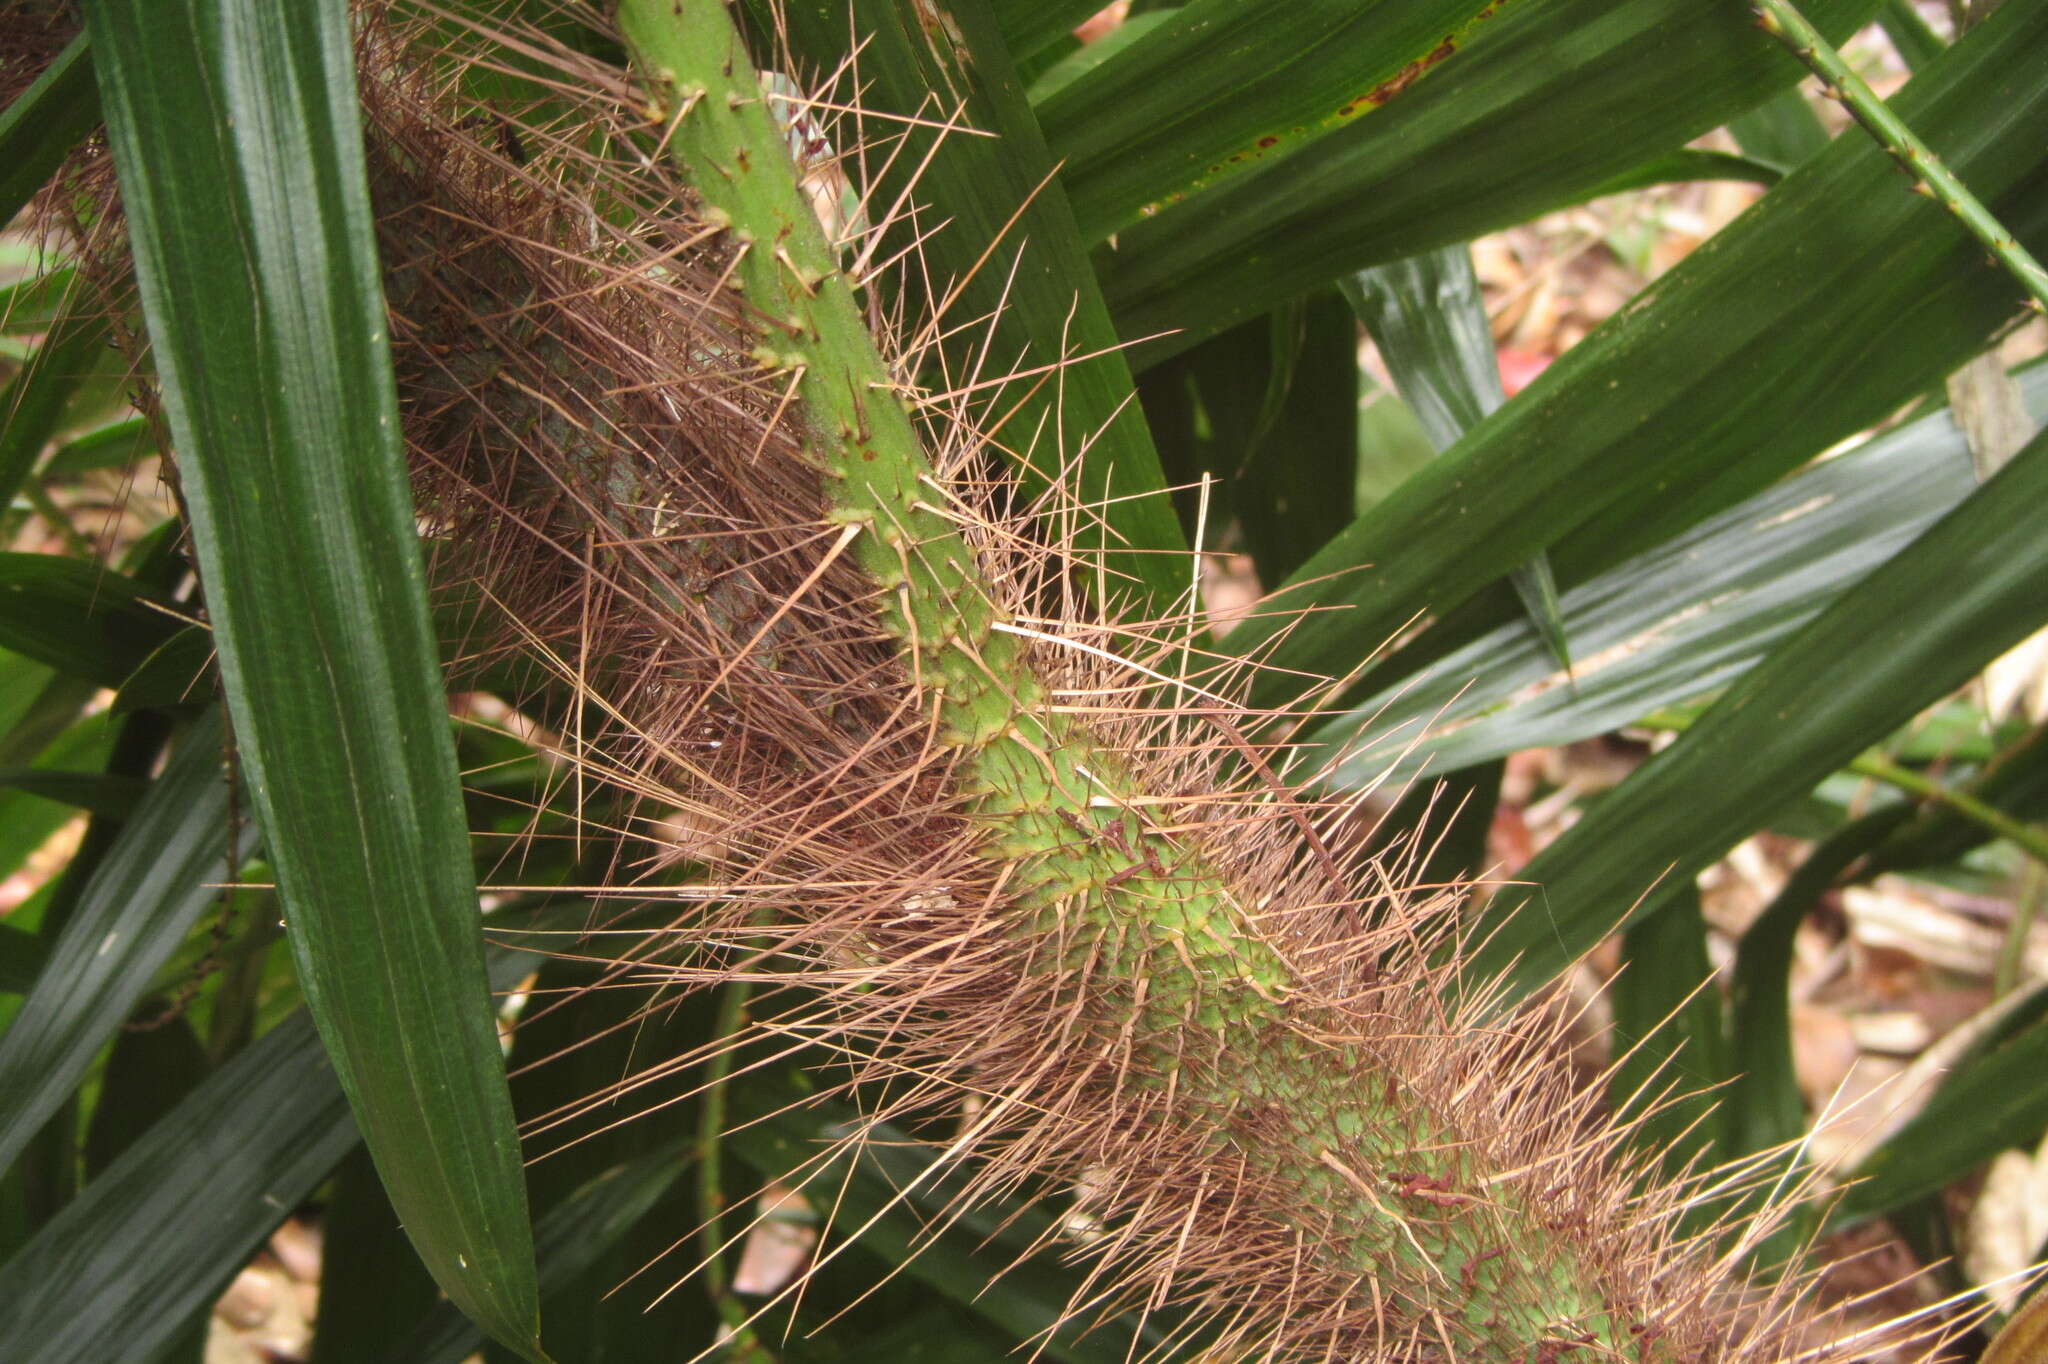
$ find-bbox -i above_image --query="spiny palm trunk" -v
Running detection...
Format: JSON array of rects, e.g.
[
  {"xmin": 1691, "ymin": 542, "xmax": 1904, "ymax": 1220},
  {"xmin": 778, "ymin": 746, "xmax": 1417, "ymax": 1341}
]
[{"xmin": 354, "ymin": 2, "xmax": 1912, "ymax": 1359}]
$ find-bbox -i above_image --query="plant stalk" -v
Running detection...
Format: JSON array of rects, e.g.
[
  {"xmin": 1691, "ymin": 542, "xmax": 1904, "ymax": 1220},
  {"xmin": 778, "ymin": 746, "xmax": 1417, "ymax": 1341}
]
[
  {"xmin": 1753, "ymin": 0, "xmax": 2048, "ymax": 316},
  {"xmin": 614, "ymin": 1, "xmax": 1682, "ymax": 1356}
]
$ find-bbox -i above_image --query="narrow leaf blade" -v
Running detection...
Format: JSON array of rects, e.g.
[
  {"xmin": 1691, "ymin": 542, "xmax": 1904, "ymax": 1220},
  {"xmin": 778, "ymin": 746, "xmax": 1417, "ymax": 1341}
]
[
  {"xmin": 0, "ymin": 923, "xmax": 46, "ymax": 996},
  {"xmin": 1472, "ymin": 421, "xmax": 2048, "ymax": 996},
  {"xmin": 1727, "ymin": 85, "xmax": 1831, "ymax": 172},
  {"xmin": 1136, "ymin": 290, "xmax": 1358, "ymax": 585},
  {"xmin": 0, "ymin": 1012, "xmax": 355, "ymax": 1364},
  {"xmin": 83, "ymin": 2, "xmax": 539, "ymax": 1353},
  {"xmin": 0, "ymin": 297, "xmax": 112, "ymax": 511},
  {"xmin": 309, "ymin": 1147, "xmax": 443, "ymax": 1364},
  {"xmin": 1344, "ymin": 246, "xmax": 1571, "ymax": 671},
  {"xmin": 0, "ymin": 916, "xmax": 563, "ymax": 1364},
  {"xmin": 1609, "ymin": 884, "xmax": 1729, "ymax": 1181},
  {"xmin": 988, "ymin": 0, "xmax": 1105, "ymax": 58},
  {"xmin": 1037, "ymin": 0, "xmax": 1504, "ymax": 239},
  {"xmin": 1101, "ymin": 0, "xmax": 1880, "ymax": 354},
  {"xmin": 0, "ymin": 710, "xmax": 234, "ymax": 1175},
  {"xmin": 1835, "ymin": 1011, "xmax": 2048, "ymax": 1226},
  {"xmin": 1309, "ymin": 360, "xmax": 2045, "ymax": 787},
  {"xmin": 1232, "ymin": 4, "xmax": 2048, "ymax": 706},
  {"xmin": 1727, "ymin": 809, "xmax": 1912, "ymax": 1161},
  {"xmin": 0, "ymin": 34, "xmax": 98, "ymax": 229},
  {"xmin": 1878, "ymin": 0, "xmax": 1945, "ymax": 69},
  {"xmin": 0, "ymin": 553, "xmax": 178, "ymax": 688}
]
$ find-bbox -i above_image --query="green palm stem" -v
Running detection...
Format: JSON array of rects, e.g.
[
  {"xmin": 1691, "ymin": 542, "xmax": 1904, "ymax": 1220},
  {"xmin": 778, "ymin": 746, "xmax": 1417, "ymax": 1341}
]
[
  {"xmin": 609, "ymin": 1, "xmax": 1692, "ymax": 1357},
  {"xmin": 1753, "ymin": 0, "xmax": 2048, "ymax": 316}
]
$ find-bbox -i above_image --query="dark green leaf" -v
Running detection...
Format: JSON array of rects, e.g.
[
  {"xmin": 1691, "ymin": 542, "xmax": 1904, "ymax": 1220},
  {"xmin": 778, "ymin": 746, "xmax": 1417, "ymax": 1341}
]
[
  {"xmin": 987, "ymin": 0, "xmax": 1104, "ymax": 58},
  {"xmin": 772, "ymin": 0, "xmax": 1187, "ymax": 610},
  {"xmin": 725, "ymin": 1083, "xmax": 1174, "ymax": 1364},
  {"xmin": 0, "ymin": 710, "xmax": 233, "ymax": 1177},
  {"xmin": 41, "ymin": 415, "xmax": 156, "ymax": 479},
  {"xmin": 1024, "ymin": 11, "xmax": 1172, "ymax": 103},
  {"xmin": 1, "ymin": 700, "xmax": 177, "ymax": 1246},
  {"xmin": 0, "ymin": 1010, "xmax": 354, "ymax": 1364},
  {"xmin": 1231, "ymin": 4, "xmax": 2048, "ymax": 707},
  {"xmin": 1137, "ymin": 289, "xmax": 1357, "ymax": 585},
  {"xmin": 111, "ymin": 625, "xmax": 214, "ymax": 714},
  {"xmin": 0, "ymin": 924, "xmax": 45, "ymax": 996},
  {"xmin": 1878, "ymin": 0, "xmax": 1945, "ymax": 68},
  {"xmin": 1101, "ymin": 0, "xmax": 1879, "ymax": 357},
  {"xmin": 0, "ymin": 910, "xmax": 568, "ymax": 1364},
  {"xmin": 1580, "ymin": 147, "xmax": 1785, "ymax": 197},
  {"xmin": 0, "ymin": 657, "xmax": 104, "ymax": 778},
  {"xmin": 1307, "ymin": 358, "xmax": 2043, "ymax": 787},
  {"xmin": 387, "ymin": 932, "xmax": 711, "ymax": 1364},
  {"xmin": 0, "ymin": 709, "xmax": 111, "ymax": 886},
  {"xmin": 0, "ymin": 553, "xmax": 179, "ymax": 687},
  {"xmin": 493, "ymin": 1156, "xmax": 705, "ymax": 1364},
  {"xmin": 0, "ymin": 35, "xmax": 99, "ymax": 232},
  {"xmin": 1037, "ymin": 0, "xmax": 1504, "ymax": 239},
  {"xmin": 1342, "ymin": 249, "xmax": 1500, "ymax": 448},
  {"xmin": 1609, "ymin": 883, "xmax": 1728, "ymax": 1181},
  {"xmin": 784, "ymin": 1303, "xmax": 1037, "ymax": 1364},
  {"xmin": 1343, "ymin": 246, "xmax": 1570, "ymax": 671},
  {"xmin": 83, "ymin": 1009, "xmax": 209, "ymax": 1177},
  {"xmin": 1359, "ymin": 758, "xmax": 1501, "ymax": 894},
  {"xmin": 394, "ymin": 1144, "xmax": 699, "ymax": 1364},
  {"xmin": 309, "ymin": 1146, "xmax": 442, "ymax": 1364},
  {"xmin": 87, "ymin": 1, "xmax": 539, "ymax": 1350},
  {"xmin": 1727, "ymin": 808, "xmax": 1912, "ymax": 1161},
  {"xmin": 0, "ymin": 299, "xmax": 111, "ymax": 510},
  {"xmin": 1353, "ymin": 376, "xmax": 1438, "ymax": 511},
  {"xmin": 1726, "ymin": 86, "xmax": 1830, "ymax": 172},
  {"xmin": 1719, "ymin": 808, "xmax": 1917, "ymax": 1271},
  {"xmin": 191, "ymin": 885, "xmax": 285, "ymax": 1061},
  {"xmin": 0, "ymin": 765, "xmax": 144, "ymax": 818},
  {"xmin": 1834, "ymin": 1002, "xmax": 2048, "ymax": 1226},
  {"xmin": 1013, "ymin": 31, "xmax": 1080, "ymax": 88},
  {"xmin": 477, "ymin": 943, "xmax": 720, "ymax": 1364},
  {"xmin": 0, "ymin": 266, "xmax": 79, "ymax": 337},
  {"xmin": 1232, "ymin": 291, "xmax": 1359, "ymax": 584},
  {"xmin": 1470, "ymin": 419, "xmax": 2048, "ymax": 997},
  {"xmin": 0, "ymin": 647, "xmax": 52, "ymax": 741}
]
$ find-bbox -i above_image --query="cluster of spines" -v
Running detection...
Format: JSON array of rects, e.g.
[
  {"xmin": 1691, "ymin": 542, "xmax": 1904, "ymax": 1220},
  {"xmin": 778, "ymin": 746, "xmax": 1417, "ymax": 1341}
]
[
  {"xmin": 608, "ymin": 2, "xmax": 1737, "ymax": 1359},
  {"xmin": 325, "ymin": 3, "xmax": 1952, "ymax": 1361}
]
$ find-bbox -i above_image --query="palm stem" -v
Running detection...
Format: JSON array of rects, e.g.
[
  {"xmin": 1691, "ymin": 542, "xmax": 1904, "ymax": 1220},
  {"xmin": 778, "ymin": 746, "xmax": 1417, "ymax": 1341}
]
[
  {"xmin": 1753, "ymin": 0, "xmax": 2048, "ymax": 316},
  {"xmin": 612, "ymin": 1, "xmax": 1653, "ymax": 1355}
]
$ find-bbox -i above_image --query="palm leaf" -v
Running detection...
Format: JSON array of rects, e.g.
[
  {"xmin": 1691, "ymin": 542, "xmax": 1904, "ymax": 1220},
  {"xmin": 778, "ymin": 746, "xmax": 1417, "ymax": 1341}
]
[
  {"xmin": 1471, "ymin": 422, "xmax": 2048, "ymax": 996},
  {"xmin": 1101, "ymin": 0, "xmax": 1880, "ymax": 354},
  {"xmin": 1232, "ymin": 3, "xmax": 2048, "ymax": 707},
  {"xmin": 83, "ymin": 1, "xmax": 540, "ymax": 1351}
]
